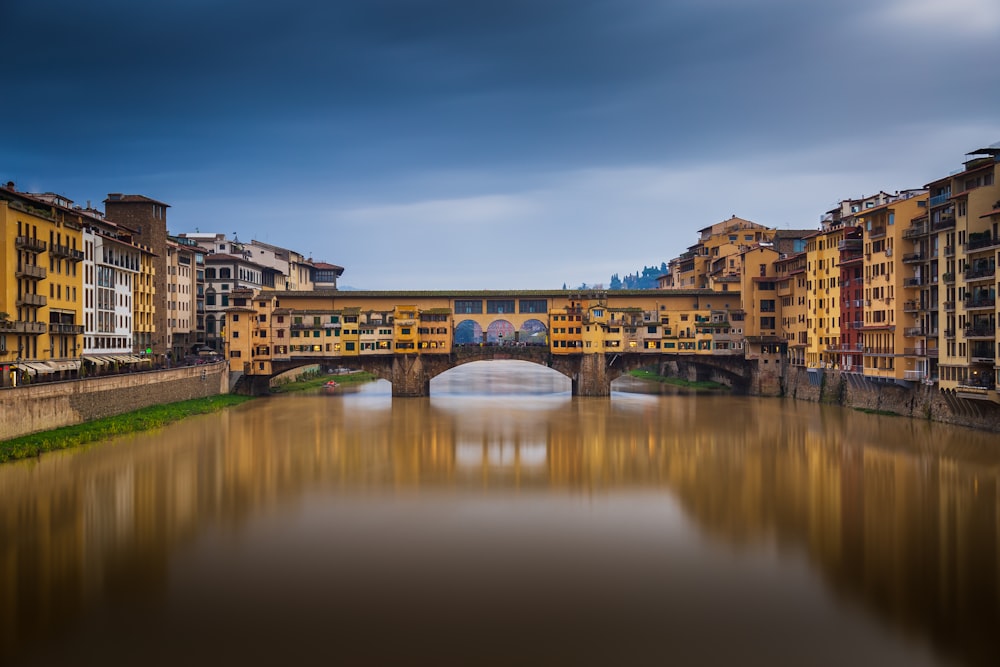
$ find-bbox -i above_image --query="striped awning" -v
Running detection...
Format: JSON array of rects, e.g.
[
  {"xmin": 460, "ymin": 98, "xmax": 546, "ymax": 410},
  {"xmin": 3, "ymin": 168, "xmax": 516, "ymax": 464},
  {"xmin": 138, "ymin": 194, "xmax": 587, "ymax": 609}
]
[{"xmin": 45, "ymin": 360, "xmax": 81, "ymax": 372}]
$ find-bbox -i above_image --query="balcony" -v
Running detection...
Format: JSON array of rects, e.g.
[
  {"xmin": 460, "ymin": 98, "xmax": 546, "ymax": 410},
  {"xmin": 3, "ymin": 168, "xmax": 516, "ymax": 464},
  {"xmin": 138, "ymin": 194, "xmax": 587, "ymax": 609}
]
[
  {"xmin": 903, "ymin": 327, "xmax": 927, "ymax": 337},
  {"xmin": 869, "ymin": 226, "xmax": 886, "ymax": 239},
  {"xmin": 15, "ymin": 236, "xmax": 47, "ymax": 253},
  {"xmin": 932, "ymin": 217, "xmax": 956, "ymax": 232},
  {"xmin": 943, "ymin": 301, "xmax": 955, "ymax": 311},
  {"xmin": 15, "ymin": 264, "xmax": 46, "ymax": 280},
  {"xmin": 942, "ymin": 272, "xmax": 955, "ymax": 283},
  {"xmin": 902, "ymin": 225, "xmax": 927, "ymax": 240},
  {"xmin": 964, "ymin": 265, "xmax": 995, "ymax": 282},
  {"xmin": 49, "ymin": 243, "xmax": 84, "ymax": 261},
  {"xmin": 966, "ymin": 234, "xmax": 999, "ymax": 253},
  {"xmin": 944, "ymin": 328, "xmax": 955, "ymax": 338},
  {"xmin": 49, "ymin": 323, "xmax": 84, "ymax": 335},
  {"xmin": 944, "ymin": 245, "xmax": 955, "ymax": 257},
  {"xmin": 902, "ymin": 252, "xmax": 924, "ymax": 263},
  {"xmin": 964, "ymin": 296, "xmax": 996, "ymax": 310},
  {"xmin": 902, "ymin": 300, "xmax": 920, "ymax": 312},
  {"xmin": 16, "ymin": 293, "xmax": 46, "ymax": 307},
  {"xmin": 929, "ymin": 193, "xmax": 951, "ymax": 207},
  {"xmin": 904, "ymin": 370, "xmax": 926, "ymax": 380},
  {"xmin": 0, "ymin": 320, "xmax": 47, "ymax": 334},
  {"xmin": 964, "ymin": 325, "xmax": 996, "ymax": 339},
  {"xmin": 903, "ymin": 277, "xmax": 924, "ymax": 287}
]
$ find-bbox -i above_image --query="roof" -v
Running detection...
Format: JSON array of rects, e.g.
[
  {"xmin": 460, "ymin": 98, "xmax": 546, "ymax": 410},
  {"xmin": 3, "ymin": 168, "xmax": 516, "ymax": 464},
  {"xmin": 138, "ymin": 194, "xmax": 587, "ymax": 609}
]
[
  {"xmin": 104, "ymin": 193, "xmax": 171, "ymax": 207},
  {"xmin": 313, "ymin": 262, "xmax": 345, "ymax": 273}
]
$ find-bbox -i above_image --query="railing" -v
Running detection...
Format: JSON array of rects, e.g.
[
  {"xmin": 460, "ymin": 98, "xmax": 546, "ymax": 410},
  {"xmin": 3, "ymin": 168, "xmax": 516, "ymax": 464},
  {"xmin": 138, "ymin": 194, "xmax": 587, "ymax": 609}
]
[
  {"xmin": 49, "ymin": 323, "xmax": 85, "ymax": 334},
  {"xmin": 944, "ymin": 245, "xmax": 955, "ymax": 257},
  {"xmin": 49, "ymin": 244, "xmax": 85, "ymax": 261},
  {"xmin": 902, "ymin": 225, "xmax": 927, "ymax": 239},
  {"xmin": 943, "ymin": 301, "xmax": 955, "ymax": 311},
  {"xmin": 929, "ymin": 193, "xmax": 950, "ymax": 206},
  {"xmin": 869, "ymin": 226, "xmax": 886, "ymax": 238},
  {"xmin": 932, "ymin": 217, "xmax": 956, "ymax": 231},
  {"xmin": 903, "ymin": 277, "xmax": 924, "ymax": 287},
  {"xmin": 964, "ymin": 266, "xmax": 995, "ymax": 281},
  {"xmin": 944, "ymin": 328, "xmax": 955, "ymax": 338},
  {"xmin": 903, "ymin": 327, "xmax": 927, "ymax": 337},
  {"xmin": 902, "ymin": 301, "xmax": 919, "ymax": 312},
  {"xmin": 942, "ymin": 272, "xmax": 955, "ymax": 283},
  {"xmin": 15, "ymin": 264, "xmax": 46, "ymax": 279},
  {"xmin": 14, "ymin": 236, "xmax": 47, "ymax": 253},
  {"xmin": 964, "ymin": 297, "xmax": 996, "ymax": 309},
  {"xmin": 966, "ymin": 235, "xmax": 997, "ymax": 252},
  {"xmin": 862, "ymin": 347, "xmax": 895, "ymax": 355},
  {"xmin": 964, "ymin": 326, "xmax": 996, "ymax": 338},
  {"xmin": 904, "ymin": 370, "xmax": 925, "ymax": 380},
  {"xmin": 16, "ymin": 293, "xmax": 46, "ymax": 307},
  {"xmin": 902, "ymin": 252, "xmax": 924, "ymax": 263},
  {"xmin": 0, "ymin": 320, "xmax": 47, "ymax": 334}
]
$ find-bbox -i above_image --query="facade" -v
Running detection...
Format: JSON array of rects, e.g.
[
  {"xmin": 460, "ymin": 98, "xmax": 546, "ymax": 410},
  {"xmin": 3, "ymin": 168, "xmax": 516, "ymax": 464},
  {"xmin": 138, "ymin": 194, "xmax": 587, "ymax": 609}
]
[
  {"xmin": 203, "ymin": 253, "xmax": 268, "ymax": 351},
  {"xmin": 165, "ymin": 239, "xmax": 198, "ymax": 360},
  {"xmin": 855, "ymin": 193, "xmax": 923, "ymax": 381},
  {"xmin": 104, "ymin": 194, "xmax": 170, "ymax": 358},
  {"xmin": 931, "ymin": 147, "xmax": 1000, "ymax": 397},
  {"xmin": 0, "ymin": 185, "xmax": 85, "ymax": 385},
  {"xmin": 80, "ymin": 206, "xmax": 155, "ymax": 368}
]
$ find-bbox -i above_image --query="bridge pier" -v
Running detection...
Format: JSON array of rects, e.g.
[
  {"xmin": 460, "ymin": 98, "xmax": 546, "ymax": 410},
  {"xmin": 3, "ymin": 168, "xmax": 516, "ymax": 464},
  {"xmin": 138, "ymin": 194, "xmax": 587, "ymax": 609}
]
[{"xmin": 391, "ymin": 354, "xmax": 431, "ymax": 397}]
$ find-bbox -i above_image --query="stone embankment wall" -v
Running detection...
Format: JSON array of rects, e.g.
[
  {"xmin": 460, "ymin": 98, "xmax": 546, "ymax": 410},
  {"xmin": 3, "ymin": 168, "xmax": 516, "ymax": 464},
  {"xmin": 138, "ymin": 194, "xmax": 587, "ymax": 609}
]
[
  {"xmin": 0, "ymin": 362, "xmax": 228, "ymax": 441},
  {"xmin": 781, "ymin": 365, "xmax": 1000, "ymax": 432}
]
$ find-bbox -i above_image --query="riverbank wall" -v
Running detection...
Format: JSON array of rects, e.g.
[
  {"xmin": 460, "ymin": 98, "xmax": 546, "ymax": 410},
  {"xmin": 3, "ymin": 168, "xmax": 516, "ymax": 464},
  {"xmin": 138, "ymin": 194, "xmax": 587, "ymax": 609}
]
[
  {"xmin": 780, "ymin": 365, "xmax": 1000, "ymax": 432},
  {"xmin": 0, "ymin": 362, "xmax": 228, "ymax": 441}
]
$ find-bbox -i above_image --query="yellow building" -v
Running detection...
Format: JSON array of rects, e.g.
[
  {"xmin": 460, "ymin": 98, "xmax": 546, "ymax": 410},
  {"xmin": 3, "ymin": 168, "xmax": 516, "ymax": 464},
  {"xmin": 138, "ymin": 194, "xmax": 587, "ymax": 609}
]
[
  {"xmin": 930, "ymin": 146, "xmax": 1000, "ymax": 399},
  {"xmin": 0, "ymin": 185, "xmax": 84, "ymax": 384},
  {"xmin": 803, "ymin": 225, "xmax": 854, "ymax": 369},
  {"xmin": 664, "ymin": 216, "xmax": 774, "ymax": 290},
  {"xmin": 774, "ymin": 249, "xmax": 808, "ymax": 367},
  {"xmin": 855, "ymin": 192, "xmax": 927, "ymax": 382}
]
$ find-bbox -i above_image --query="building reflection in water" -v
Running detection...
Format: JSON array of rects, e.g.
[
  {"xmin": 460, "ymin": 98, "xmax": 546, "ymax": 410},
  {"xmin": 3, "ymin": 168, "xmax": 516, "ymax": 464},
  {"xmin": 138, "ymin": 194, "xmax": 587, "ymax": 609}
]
[{"xmin": 0, "ymin": 362, "xmax": 998, "ymax": 665}]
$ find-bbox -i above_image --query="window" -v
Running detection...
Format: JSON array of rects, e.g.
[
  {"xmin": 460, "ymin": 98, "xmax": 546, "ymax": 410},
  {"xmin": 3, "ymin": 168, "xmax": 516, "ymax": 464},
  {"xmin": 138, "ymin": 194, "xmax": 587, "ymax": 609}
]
[
  {"xmin": 487, "ymin": 299, "xmax": 515, "ymax": 314},
  {"xmin": 455, "ymin": 300, "xmax": 482, "ymax": 314},
  {"xmin": 519, "ymin": 299, "xmax": 547, "ymax": 313}
]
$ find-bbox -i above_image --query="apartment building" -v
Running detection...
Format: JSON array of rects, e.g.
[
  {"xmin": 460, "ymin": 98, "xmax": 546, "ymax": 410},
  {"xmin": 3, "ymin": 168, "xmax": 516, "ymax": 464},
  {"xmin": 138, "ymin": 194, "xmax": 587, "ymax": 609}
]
[
  {"xmin": 931, "ymin": 146, "xmax": 1000, "ymax": 396},
  {"xmin": 165, "ymin": 239, "xmax": 198, "ymax": 360},
  {"xmin": 0, "ymin": 184, "xmax": 84, "ymax": 384},
  {"xmin": 203, "ymin": 253, "xmax": 268, "ymax": 351},
  {"xmin": 80, "ymin": 206, "xmax": 156, "ymax": 367}
]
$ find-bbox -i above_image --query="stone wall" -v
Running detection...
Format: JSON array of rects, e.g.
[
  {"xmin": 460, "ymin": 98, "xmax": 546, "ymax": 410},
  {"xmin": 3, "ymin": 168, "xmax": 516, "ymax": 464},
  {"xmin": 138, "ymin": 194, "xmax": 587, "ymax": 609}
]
[
  {"xmin": 0, "ymin": 362, "xmax": 228, "ymax": 441},
  {"xmin": 781, "ymin": 366, "xmax": 1000, "ymax": 432}
]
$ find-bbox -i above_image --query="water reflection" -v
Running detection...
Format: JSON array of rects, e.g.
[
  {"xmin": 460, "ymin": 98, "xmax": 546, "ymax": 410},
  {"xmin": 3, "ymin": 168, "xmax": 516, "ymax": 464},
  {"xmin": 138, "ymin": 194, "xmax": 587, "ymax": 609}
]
[{"xmin": 0, "ymin": 363, "xmax": 998, "ymax": 665}]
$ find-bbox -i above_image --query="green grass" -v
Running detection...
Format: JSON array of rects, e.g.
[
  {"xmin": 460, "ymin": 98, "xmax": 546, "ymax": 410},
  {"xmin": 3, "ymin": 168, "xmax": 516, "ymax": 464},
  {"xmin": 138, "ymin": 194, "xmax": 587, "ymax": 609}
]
[
  {"xmin": 270, "ymin": 371, "xmax": 377, "ymax": 394},
  {"xmin": 628, "ymin": 369, "xmax": 729, "ymax": 392},
  {"xmin": 0, "ymin": 394, "xmax": 254, "ymax": 464}
]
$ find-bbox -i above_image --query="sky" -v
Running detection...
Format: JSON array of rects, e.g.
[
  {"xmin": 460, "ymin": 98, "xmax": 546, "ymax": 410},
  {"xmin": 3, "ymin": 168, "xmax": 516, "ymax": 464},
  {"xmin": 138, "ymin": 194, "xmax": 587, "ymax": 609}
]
[{"xmin": 4, "ymin": 0, "xmax": 1000, "ymax": 290}]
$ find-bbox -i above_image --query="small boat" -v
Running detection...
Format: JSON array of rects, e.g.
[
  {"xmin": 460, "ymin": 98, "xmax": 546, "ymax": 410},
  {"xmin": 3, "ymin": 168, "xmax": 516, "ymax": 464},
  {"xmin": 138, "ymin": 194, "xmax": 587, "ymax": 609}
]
[{"xmin": 323, "ymin": 380, "xmax": 339, "ymax": 390}]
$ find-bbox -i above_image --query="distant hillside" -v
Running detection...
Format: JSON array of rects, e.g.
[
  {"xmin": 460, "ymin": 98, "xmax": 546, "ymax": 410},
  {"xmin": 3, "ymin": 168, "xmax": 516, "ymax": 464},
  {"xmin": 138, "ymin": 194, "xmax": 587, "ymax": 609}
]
[{"xmin": 609, "ymin": 263, "xmax": 667, "ymax": 290}]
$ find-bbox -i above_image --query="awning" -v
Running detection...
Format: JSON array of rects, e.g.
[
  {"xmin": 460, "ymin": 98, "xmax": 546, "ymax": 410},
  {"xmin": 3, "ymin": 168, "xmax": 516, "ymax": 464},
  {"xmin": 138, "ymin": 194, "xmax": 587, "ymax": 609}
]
[
  {"xmin": 46, "ymin": 360, "xmax": 81, "ymax": 372},
  {"xmin": 26, "ymin": 362, "xmax": 55, "ymax": 374},
  {"xmin": 82, "ymin": 355, "xmax": 107, "ymax": 366},
  {"xmin": 12, "ymin": 363, "xmax": 36, "ymax": 376}
]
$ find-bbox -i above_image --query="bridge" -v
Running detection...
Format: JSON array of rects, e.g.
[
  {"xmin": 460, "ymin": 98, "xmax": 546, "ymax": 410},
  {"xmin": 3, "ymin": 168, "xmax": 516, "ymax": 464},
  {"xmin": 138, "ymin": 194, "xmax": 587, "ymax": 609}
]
[{"xmin": 225, "ymin": 288, "xmax": 759, "ymax": 397}]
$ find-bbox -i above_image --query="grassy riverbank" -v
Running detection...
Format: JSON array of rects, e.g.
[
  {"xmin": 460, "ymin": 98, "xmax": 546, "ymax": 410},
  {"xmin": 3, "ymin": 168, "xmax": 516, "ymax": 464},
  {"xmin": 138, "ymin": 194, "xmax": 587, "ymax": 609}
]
[
  {"xmin": 628, "ymin": 369, "xmax": 729, "ymax": 392},
  {"xmin": 270, "ymin": 370, "xmax": 377, "ymax": 394},
  {"xmin": 0, "ymin": 394, "xmax": 253, "ymax": 464}
]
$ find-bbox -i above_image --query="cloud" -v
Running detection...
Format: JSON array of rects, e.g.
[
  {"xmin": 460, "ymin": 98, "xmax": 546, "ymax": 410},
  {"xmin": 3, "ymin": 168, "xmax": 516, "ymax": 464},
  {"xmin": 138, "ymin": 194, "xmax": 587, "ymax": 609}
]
[{"xmin": 869, "ymin": 0, "xmax": 1000, "ymax": 35}]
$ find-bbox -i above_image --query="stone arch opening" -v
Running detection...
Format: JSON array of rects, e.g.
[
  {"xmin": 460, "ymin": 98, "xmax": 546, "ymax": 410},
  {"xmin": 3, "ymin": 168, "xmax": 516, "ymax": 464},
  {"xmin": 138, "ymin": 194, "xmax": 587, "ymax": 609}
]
[
  {"xmin": 454, "ymin": 319, "xmax": 483, "ymax": 345},
  {"xmin": 519, "ymin": 318, "xmax": 548, "ymax": 345},
  {"xmin": 486, "ymin": 319, "xmax": 515, "ymax": 344}
]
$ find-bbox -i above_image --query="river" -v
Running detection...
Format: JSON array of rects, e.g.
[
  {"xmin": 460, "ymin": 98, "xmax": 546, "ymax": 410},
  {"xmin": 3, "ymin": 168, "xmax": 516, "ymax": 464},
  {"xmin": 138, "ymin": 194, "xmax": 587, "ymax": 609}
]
[{"xmin": 1, "ymin": 361, "xmax": 998, "ymax": 666}]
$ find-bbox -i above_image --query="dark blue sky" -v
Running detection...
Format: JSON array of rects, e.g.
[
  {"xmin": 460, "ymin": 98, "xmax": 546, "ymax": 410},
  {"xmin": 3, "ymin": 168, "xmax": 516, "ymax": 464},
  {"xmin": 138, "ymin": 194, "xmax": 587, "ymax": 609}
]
[{"xmin": 4, "ymin": 0, "xmax": 999, "ymax": 288}]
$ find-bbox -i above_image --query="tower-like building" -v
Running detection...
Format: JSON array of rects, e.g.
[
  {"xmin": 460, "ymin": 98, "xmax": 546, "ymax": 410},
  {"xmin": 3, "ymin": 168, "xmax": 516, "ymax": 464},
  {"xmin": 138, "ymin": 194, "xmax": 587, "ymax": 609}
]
[{"xmin": 103, "ymin": 194, "xmax": 170, "ymax": 357}]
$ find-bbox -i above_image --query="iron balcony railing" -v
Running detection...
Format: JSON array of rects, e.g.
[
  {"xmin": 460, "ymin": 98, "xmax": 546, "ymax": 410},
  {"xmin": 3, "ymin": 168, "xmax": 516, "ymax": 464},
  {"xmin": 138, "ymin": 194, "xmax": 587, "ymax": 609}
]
[
  {"xmin": 14, "ymin": 236, "xmax": 47, "ymax": 253},
  {"xmin": 15, "ymin": 264, "xmax": 46, "ymax": 279}
]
